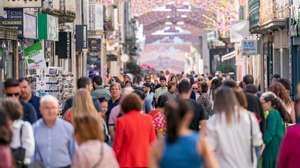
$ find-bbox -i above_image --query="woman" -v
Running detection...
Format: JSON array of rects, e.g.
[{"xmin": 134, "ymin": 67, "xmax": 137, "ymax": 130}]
[
  {"xmin": 260, "ymin": 92, "xmax": 290, "ymax": 168},
  {"xmin": 1, "ymin": 98, "xmax": 35, "ymax": 167},
  {"xmin": 207, "ymin": 86, "xmax": 263, "ymax": 168},
  {"xmin": 149, "ymin": 99, "xmax": 218, "ymax": 168},
  {"xmin": 113, "ymin": 93, "xmax": 156, "ymax": 167},
  {"xmin": 0, "ymin": 107, "xmax": 13, "ymax": 168},
  {"xmin": 278, "ymin": 98, "xmax": 300, "ymax": 168},
  {"xmin": 149, "ymin": 94, "xmax": 169, "ymax": 138},
  {"xmin": 64, "ymin": 89, "xmax": 99, "ymax": 123},
  {"xmin": 72, "ymin": 115, "xmax": 119, "ymax": 168},
  {"xmin": 269, "ymin": 83, "xmax": 295, "ymax": 123},
  {"xmin": 197, "ymin": 81, "xmax": 213, "ymax": 116}
]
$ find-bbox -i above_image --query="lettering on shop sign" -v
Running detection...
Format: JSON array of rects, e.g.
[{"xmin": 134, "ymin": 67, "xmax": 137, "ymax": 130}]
[{"xmin": 4, "ymin": 0, "xmax": 42, "ymax": 8}]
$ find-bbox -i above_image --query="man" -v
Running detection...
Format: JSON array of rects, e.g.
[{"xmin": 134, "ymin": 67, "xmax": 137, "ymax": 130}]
[
  {"xmin": 177, "ymin": 79, "xmax": 208, "ymax": 132},
  {"xmin": 19, "ymin": 78, "xmax": 42, "ymax": 119},
  {"xmin": 165, "ymin": 81, "xmax": 177, "ymax": 99},
  {"xmin": 155, "ymin": 76, "xmax": 168, "ymax": 100},
  {"xmin": 144, "ymin": 75, "xmax": 155, "ymax": 92},
  {"xmin": 106, "ymin": 82, "xmax": 122, "ymax": 124},
  {"xmin": 62, "ymin": 77, "xmax": 101, "ymax": 115},
  {"xmin": 33, "ymin": 95, "xmax": 76, "ymax": 167},
  {"xmin": 4, "ymin": 78, "xmax": 37, "ymax": 124},
  {"xmin": 143, "ymin": 83, "xmax": 154, "ymax": 113},
  {"xmin": 91, "ymin": 75, "xmax": 111, "ymax": 100}
]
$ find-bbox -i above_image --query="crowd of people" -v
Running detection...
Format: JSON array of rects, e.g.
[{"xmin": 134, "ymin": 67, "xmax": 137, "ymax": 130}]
[{"xmin": 0, "ymin": 71, "xmax": 300, "ymax": 168}]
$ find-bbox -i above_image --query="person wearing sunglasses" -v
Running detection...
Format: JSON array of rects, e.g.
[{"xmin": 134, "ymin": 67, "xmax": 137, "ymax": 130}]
[{"xmin": 4, "ymin": 78, "xmax": 37, "ymax": 124}]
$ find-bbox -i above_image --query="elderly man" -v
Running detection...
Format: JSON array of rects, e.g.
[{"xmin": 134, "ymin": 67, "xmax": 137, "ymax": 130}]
[{"xmin": 33, "ymin": 95, "xmax": 76, "ymax": 168}]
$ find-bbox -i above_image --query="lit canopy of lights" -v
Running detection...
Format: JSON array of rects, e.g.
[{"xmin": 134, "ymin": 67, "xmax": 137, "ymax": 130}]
[{"xmin": 102, "ymin": 0, "xmax": 239, "ymax": 33}]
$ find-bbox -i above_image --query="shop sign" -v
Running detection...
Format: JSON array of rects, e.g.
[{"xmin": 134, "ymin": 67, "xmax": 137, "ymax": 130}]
[
  {"xmin": 55, "ymin": 32, "xmax": 72, "ymax": 59},
  {"xmin": 24, "ymin": 41, "xmax": 47, "ymax": 70},
  {"xmin": 0, "ymin": 8, "xmax": 23, "ymax": 36},
  {"xmin": 88, "ymin": 39, "xmax": 101, "ymax": 57},
  {"xmin": 23, "ymin": 14, "xmax": 37, "ymax": 39},
  {"xmin": 241, "ymin": 40, "xmax": 257, "ymax": 56},
  {"xmin": 4, "ymin": 0, "xmax": 42, "ymax": 8},
  {"xmin": 76, "ymin": 25, "xmax": 88, "ymax": 51},
  {"xmin": 0, "ymin": 27, "xmax": 18, "ymax": 40},
  {"xmin": 38, "ymin": 13, "xmax": 59, "ymax": 41}
]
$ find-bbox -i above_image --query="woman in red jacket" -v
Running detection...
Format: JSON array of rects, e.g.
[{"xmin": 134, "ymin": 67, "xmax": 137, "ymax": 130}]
[{"xmin": 113, "ymin": 92, "xmax": 156, "ymax": 168}]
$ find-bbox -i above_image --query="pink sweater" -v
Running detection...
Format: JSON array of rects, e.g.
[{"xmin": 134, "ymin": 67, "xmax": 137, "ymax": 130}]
[
  {"xmin": 0, "ymin": 145, "xmax": 12, "ymax": 168},
  {"xmin": 72, "ymin": 140, "xmax": 119, "ymax": 168},
  {"xmin": 278, "ymin": 124, "xmax": 300, "ymax": 168}
]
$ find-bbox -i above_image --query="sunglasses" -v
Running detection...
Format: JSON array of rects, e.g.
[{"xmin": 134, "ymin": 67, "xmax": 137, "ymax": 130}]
[{"xmin": 6, "ymin": 93, "xmax": 20, "ymax": 97}]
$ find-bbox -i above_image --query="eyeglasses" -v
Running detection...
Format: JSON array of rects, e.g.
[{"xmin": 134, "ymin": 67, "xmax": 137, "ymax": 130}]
[
  {"xmin": 193, "ymin": 88, "xmax": 198, "ymax": 90},
  {"xmin": 6, "ymin": 93, "xmax": 20, "ymax": 97}
]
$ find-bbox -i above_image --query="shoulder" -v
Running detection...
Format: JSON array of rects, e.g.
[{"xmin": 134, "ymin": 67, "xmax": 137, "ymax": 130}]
[
  {"xmin": 33, "ymin": 119, "xmax": 43, "ymax": 128},
  {"xmin": 59, "ymin": 118, "xmax": 74, "ymax": 131}
]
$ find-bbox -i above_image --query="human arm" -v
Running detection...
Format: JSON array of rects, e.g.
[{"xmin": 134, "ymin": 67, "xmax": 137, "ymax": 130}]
[
  {"xmin": 263, "ymin": 111, "xmax": 278, "ymax": 144},
  {"xmin": 148, "ymin": 140, "xmax": 163, "ymax": 168},
  {"xmin": 198, "ymin": 137, "xmax": 218, "ymax": 168},
  {"xmin": 22, "ymin": 123, "xmax": 35, "ymax": 164}
]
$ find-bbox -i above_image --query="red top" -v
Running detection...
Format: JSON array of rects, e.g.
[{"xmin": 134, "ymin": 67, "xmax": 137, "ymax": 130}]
[
  {"xmin": 278, "ymin": 124, "xmax": 300, "ymax": 168},
  {"xmin": 148, "ymin": 109, "xmax": 166, "ymax": 135},
  {"xmin": 113, "ymin": 110, "xmax": 156, "ymax": 167}
]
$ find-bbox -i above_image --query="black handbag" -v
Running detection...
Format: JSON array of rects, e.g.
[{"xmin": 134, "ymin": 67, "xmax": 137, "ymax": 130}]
[{"xmin": 11, "ymin": 124, "xmax": 26, "ymax": 168}]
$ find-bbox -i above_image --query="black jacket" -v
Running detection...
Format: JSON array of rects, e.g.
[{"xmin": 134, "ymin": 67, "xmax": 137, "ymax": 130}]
[{"xmin": 20, "ymin": 100, "xmax": 38, "ymax": 124}]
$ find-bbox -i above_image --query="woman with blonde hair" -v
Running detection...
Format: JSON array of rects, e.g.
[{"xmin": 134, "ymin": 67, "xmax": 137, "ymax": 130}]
[
  {"xmin": 64, "ymin": 89, "xmax": 98, "ymax": 123},
  {"xmin": 207, "ymin": 86, "xmax": 263, "ymax": 168}
]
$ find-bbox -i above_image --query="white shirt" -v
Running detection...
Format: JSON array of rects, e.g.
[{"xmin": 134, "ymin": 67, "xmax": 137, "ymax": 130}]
[
  {"xmin": 10, "ymin": 120, "xmax": 35, "ymax": 164},
  {"xmin": 207, "ymin": 109, "xmax": 263, "ymax": 168}
]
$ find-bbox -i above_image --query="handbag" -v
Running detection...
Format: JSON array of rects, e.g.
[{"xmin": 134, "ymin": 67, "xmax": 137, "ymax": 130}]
[
  {"xmin": 11, "ymin": 124, "xmax": 26, "ymax": 168},
  {"xmin": 28, "ymin": 141, "xmax": 45, "ymax": 168}
]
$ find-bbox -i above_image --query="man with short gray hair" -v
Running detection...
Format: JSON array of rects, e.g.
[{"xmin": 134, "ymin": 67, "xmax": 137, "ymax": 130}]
[{"xmin": 33, "ymin": 95, "xmax": 76, "ymax": 168}]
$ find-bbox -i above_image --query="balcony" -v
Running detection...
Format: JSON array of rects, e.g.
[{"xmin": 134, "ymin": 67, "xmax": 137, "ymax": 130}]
[
  {"xmin": 42, "ymin": 0, "xmax": 76, "ymax": 23},
  {"xmin": 258, "ymin": 0, "xmax": 289, "ymax": 33}
]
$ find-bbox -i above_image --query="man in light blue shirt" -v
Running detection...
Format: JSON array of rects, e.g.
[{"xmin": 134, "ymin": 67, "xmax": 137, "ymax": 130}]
[{"xmin": 33, "ymin": 95, "xmax": 76, "ymax": 168}]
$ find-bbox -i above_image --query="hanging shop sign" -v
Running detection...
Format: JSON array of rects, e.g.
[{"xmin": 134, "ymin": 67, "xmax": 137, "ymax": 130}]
[
  {"xmin": 4, "ymin": 0, "xmax": 42, "ymax": 8},
  {"xmin": 76, "ymin": 25, "xmax": 88, "ymax": 51},
  {"xmin": 24, "ymin": 41, "xmax": 47, "ymax": 70},
  {"xmin": 23, "ymin": 13, "xmax": 37, "ymax": 39},
  {"xmin": 0, "ymin": 8, "xmax": 23, "ymax": 36},
  {"xmin": 88, "ymin": 39, "xmax": 101, "ymax": 57},
  {"xmin": 38, "ymin": 13, "xmax": 59, "ymax": 41},
  {"xmin": 241, "ymin": 40, "xmax": 258, "ymax": 56},
  {"xmin": 55, "ymin": 32, "xmax": 72, "ymax": 59}
]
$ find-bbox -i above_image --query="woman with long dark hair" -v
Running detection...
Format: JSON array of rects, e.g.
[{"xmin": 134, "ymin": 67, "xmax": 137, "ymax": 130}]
[
  {"xmin": 149, "ymin": 99, "xmax": 217, "ymax": 168},
  {"xmin": 260, "ymin": 92, "xmax": 290, "ymax": 168},
  {"xmin": 207, "ymin": 86, "xmax": 262, "ymax": 168}
]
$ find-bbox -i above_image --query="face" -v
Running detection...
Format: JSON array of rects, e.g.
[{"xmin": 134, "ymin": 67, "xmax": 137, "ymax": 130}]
[
  {"xmin": 160, "ymin": 80, "xmax": 166, "ymax": 87},
  {"xmin": 145, "ymin": 76, "xmax": 151, "ymax": 83},
  {"xmin": 40, "ymin": 101, "xmax": 59, "ymax": 123},
  {"xmin": 260, "ymin": 97, "xmax": 272, "ymax": 112},
  {"xmin": 19, "ymin": 80, "xmax": 32, "ymax": 100},
  {"xmin": 192, "ymin": 84, "xmax": 199, "ymax": 93},
  {"xmin": 169, "ymin": 85, "xmax": 176, "ymax": 93},
  {"xmin": 143, "ymin": 86, "xmax": 150, "ymax": 93},
  {"xmin": 110, "ymin": 85, "xmax": 121, "ymax": 99},
  {"xmin": 87, "ymin": 83, "xmax": 93, "ymax": 92},
  {"xmin": 5, "ymin": 86, "xmax": 21, "ymax": 100},
  {"xmin": 100, "ymin": 101, "xmax": 108, "ymax": 115}
]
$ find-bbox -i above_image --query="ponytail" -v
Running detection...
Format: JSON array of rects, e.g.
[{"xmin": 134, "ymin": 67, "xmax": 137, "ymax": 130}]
[{"xmin": 165, "ymin": 99, "xmax": 193, "ymax": 143}]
